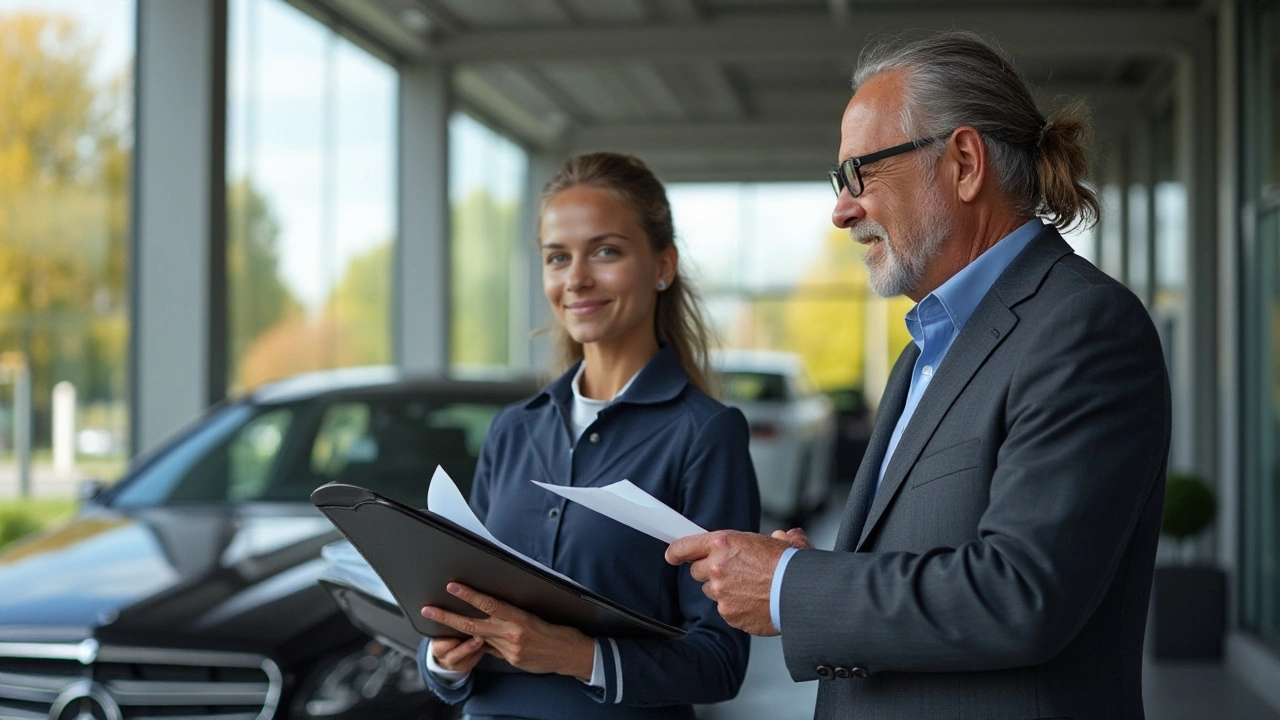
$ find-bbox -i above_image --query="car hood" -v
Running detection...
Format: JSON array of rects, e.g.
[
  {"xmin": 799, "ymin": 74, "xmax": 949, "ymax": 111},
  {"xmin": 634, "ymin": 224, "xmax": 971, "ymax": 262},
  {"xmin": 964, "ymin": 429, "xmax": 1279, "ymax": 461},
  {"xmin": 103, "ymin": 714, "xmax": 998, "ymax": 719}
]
[{"xmin": 0, "ymin": 504, "xmax": 342, "ymax": 649}]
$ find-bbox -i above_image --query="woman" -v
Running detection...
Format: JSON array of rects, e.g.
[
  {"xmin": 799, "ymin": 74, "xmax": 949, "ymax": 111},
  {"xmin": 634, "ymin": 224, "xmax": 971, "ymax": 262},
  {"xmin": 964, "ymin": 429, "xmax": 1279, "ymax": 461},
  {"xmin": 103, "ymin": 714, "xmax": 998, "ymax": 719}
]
[{"xmin": 416, "ymin": 152, "xmax": 760, "ymax": 720}]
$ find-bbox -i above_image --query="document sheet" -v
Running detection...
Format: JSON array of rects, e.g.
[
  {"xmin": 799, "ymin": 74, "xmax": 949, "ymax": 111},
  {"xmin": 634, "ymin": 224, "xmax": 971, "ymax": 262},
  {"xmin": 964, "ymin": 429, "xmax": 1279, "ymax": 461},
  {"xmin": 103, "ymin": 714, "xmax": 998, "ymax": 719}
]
[{"xmin": 533, "ymin": 479, "xmax": 706, "ymax": 543}]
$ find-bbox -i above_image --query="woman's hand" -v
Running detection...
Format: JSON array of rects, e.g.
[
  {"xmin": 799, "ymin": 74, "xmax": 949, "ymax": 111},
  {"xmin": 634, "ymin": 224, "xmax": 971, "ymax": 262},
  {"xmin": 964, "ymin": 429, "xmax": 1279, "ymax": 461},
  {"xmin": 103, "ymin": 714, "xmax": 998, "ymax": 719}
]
[
  {"xmin": 430, "ymin": 635, "xmax": 487, "ymax": 674},
  {"xmin": 422, "ymin": 583, "xmax": 596, "ymax": 680}
]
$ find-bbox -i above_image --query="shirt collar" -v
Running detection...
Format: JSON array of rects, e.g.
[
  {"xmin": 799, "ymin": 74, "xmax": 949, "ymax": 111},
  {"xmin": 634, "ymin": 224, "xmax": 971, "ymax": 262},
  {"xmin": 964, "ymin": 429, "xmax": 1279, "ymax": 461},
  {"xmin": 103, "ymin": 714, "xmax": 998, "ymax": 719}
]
[
  {"xmin": 906, "ymin": 218, "xmax": 1044, "ymax": 340},
  {"xmin": 525, "ymin": 345, "xmax": 689, "ymax": 412}
]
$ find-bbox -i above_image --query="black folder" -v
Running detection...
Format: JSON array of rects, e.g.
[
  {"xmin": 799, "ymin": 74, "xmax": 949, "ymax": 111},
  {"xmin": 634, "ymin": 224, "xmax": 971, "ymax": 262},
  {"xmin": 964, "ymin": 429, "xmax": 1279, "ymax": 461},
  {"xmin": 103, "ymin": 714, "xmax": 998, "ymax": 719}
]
[
  {"xmin": 318, "ymin": 579, "xmax": 422, "ymax": 657},
  {"xmin": 311, "ymin": 482, "xmax": 684, "ymax": 642}
]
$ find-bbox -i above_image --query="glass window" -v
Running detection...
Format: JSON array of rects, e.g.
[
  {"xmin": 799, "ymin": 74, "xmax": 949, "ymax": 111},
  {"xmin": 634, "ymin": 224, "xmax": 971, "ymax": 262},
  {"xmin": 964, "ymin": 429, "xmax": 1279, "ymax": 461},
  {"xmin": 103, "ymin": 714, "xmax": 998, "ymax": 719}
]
[
  {"xmin": 449, "ymin": 113, "xmax": 528, "ymax": 370},
  {"xmin": 1263, "ymin": 6, "xmax": 1280, "ymax": 196},
  {"xmin": 109, "ymin": 396, "xmax": 509, "ymax": 509},
  {"xmin": 1243, "ymin": 0, "xmax": 1280, "ymax": 651},
  {"xmin": 305, "ymin": 399, "xmax": 505, "ymax": 506},
  {"xmin": 0, "ymin": 1, "xmax": 135, "ymax": 485},
  {"xmin": 670, "ymin": 184, "xmax": 875, "ymax": 393},
  {"xmin": 1099, "ymin": 181, "xmax": 1125, "ymax": 280},
  {"xmin": 1126, "ymin": 136, "xmax": 1152, "ymax": 304},
  {"xmin": 1244, "ymin": 209, "xmax": 1280, "ymax": 647},
  {"xmin": 226, "ymin": 0, "xmax": 397, "ymax": 392}
]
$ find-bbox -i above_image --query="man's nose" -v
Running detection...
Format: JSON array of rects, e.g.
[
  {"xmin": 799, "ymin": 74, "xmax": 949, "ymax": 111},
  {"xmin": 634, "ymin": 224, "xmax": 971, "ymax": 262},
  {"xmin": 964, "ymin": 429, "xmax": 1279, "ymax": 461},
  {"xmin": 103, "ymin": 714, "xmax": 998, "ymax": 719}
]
[{"xmin": 831, "ymin": 190, "xmax": 866, "ymax": 229}]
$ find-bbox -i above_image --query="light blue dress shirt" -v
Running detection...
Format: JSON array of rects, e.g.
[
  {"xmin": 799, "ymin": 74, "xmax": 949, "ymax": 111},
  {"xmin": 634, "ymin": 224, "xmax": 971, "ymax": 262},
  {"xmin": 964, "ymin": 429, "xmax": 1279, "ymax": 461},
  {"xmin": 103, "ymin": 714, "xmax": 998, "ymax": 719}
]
[{"xmin": 769, "ymin": 219, "xmax": 1045, "ymax": 633}]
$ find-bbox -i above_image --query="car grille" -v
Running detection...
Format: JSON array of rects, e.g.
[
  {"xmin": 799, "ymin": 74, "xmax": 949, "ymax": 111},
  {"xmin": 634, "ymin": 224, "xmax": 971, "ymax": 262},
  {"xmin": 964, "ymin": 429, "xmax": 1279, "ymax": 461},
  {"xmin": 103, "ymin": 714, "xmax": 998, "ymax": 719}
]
[{"xmin": 0, "ymin": 641, "xmax": 281, "ymax": 720}]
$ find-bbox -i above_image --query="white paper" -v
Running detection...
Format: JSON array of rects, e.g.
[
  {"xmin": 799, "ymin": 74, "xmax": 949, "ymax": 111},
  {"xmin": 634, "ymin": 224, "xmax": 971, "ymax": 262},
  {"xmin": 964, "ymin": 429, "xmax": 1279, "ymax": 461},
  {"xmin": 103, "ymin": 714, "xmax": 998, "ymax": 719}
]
[
  {"xmin": 426, "ymin": 466, "xmax": 583, "ymax": 587},
  {"xmin": 319, "ymin": 540, "xmax": 396, "ymax": 605},
  {"xmin": 533, "ymin": 480, "xmax": 706, "ymax": 543}
]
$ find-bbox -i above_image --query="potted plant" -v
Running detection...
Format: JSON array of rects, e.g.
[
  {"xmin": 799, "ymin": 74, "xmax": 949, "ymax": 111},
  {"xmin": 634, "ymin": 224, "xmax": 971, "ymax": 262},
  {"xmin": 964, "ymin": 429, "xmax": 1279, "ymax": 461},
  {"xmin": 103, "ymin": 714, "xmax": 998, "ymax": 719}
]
[{"xmin": 1152, "ymin": 472, "xmax": 1226, "ymax": 661}]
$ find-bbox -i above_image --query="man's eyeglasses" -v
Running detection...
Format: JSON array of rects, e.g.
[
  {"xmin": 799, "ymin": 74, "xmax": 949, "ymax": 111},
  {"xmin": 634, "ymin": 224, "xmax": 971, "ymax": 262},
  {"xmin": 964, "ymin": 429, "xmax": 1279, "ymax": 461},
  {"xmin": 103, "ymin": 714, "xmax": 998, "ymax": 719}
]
[{"xmin": 828, "ymin": 135, "xmax": 945, "ymax": 198}]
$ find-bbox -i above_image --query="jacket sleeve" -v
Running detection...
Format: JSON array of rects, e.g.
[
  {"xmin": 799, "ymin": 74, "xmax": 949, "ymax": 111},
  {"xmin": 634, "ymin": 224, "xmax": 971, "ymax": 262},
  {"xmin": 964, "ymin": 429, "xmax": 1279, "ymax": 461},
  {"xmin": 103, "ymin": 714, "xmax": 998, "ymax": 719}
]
[
  {"xmin": 417, "ymin": 636, "xmax": 475, "ymax": 704},
  {"xmin": 779, "ymin": 283, "xmax": 1170, "ymax": 676},
  {"xmin": 584, "ymin": 406, "xmax": 761, "ymax": 707}
]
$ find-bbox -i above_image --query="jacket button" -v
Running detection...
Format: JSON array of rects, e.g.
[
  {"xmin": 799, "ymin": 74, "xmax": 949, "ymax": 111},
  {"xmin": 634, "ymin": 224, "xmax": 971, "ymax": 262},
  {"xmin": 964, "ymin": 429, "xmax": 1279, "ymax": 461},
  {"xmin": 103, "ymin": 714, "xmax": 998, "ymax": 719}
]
[
  {"xmin": 851, "ymin": 665, "xmax": 869, "ymax": 678},
  {"xmin": 834, "ymin": 666, "xmax": 850, "ymax": 679},
  {"xmin": 548, "ymin": 507, "xmax": 560, "ymax": 518},
  {"xmin": 815, "ymin": 665, "xmax": 833, "ymax": 679},
  {"xmin": 588, "ymin": 432, "xmax": 601, "ymax": 444}
]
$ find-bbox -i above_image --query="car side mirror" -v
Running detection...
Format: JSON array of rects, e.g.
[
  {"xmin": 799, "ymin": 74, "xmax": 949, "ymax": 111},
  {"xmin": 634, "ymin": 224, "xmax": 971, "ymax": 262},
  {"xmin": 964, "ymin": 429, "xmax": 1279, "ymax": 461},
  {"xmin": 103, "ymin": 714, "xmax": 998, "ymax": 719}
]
[{"xmin": 78, "ymin": 478, "xmax": 106, "ymax": 505}]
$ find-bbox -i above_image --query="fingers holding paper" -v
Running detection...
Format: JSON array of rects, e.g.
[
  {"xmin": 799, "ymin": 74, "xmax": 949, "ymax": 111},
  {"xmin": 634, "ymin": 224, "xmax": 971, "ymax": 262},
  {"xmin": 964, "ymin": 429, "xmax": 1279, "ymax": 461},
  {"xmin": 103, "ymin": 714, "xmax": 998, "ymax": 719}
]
[
  {"xmin": 665, "ymin": 530, "xmax": 790, "ymax": 637},
  {"xmin": 771, "ymin": 527, "xmax": 813, "ymax": 549},
  {"xmin": 422, "ymin": 583, "xmax": 596, "ymax": 680}
]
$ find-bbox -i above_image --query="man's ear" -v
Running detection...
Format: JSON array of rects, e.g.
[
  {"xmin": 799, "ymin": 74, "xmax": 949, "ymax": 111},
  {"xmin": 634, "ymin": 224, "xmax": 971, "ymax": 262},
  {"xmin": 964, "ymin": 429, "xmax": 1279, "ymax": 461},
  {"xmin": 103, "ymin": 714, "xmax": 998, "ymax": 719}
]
[{"xmin": 948, "ymin": 126, "xmax": 987, "ymax": 204}]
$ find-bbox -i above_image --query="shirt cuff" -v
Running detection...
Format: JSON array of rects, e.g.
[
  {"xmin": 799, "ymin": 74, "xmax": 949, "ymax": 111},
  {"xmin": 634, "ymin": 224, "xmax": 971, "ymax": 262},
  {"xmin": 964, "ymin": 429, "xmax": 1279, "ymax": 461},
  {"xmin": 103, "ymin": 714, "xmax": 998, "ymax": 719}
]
[
  {"xmin": 770, "ymin": 547, "xmax": 799, "ymax": 633},
  {"xmin": 582, "ymin": 639, "xmax": 605, "ymax": 688},
  {"xmin": 424, "ymin": 639, "xmax": 470, "ymax": 688}
]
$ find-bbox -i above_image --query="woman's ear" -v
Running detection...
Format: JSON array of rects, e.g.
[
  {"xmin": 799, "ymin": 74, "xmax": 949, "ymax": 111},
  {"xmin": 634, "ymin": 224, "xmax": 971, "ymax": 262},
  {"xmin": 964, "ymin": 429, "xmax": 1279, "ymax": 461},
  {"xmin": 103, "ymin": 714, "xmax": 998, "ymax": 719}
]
[{"xmin": 657, "ymin": 245, "xmax": 678, "ymax": 289}]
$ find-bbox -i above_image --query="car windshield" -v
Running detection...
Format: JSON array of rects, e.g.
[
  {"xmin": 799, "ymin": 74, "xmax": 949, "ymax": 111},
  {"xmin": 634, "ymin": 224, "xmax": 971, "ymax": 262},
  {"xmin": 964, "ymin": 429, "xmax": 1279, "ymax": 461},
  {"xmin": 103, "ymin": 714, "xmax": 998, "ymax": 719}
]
[
  {"xmin": 109, "ymin": 395, "xmax": 507, "ymax": 510},
  {"xmin": 720, "ymin": 372, "xmax": 789, "ymax": 402}
]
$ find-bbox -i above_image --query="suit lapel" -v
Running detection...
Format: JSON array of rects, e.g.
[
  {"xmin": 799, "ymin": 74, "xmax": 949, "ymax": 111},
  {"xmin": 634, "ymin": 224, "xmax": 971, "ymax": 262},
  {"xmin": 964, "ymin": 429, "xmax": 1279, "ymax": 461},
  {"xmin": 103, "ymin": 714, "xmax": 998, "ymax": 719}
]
[
  {"xmin": 834, "ymin": 343, "xmax": 917, "ymax": 550},
  {"xmin": 855, "ymin": 225, "xmax": 1074, "ymax": 550}
]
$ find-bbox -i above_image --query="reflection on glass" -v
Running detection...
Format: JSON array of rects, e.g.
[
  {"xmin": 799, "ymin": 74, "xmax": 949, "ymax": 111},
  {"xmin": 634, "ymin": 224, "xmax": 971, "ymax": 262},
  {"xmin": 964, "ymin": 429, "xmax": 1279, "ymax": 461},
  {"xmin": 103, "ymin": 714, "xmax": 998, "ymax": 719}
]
[
  {"xmin": 1098, "ymin": 183, "xmax": 1125, "ymax": 280},
  {"xmin": 1127, "ymin": 178, "xmax": 1150, "ymax": 302},
  {"xmin": 1263, "ymin": 6, "xmax": 1280, "ymax": 195},
  {"xmin": 450, "ymin": 113, "xmax": 528, "ymax": 369},
  {"xmin": 0, "ymin": 1, "xmax": 134, "ymax": 482},
  {"xmin": 227, "ymin": 0, "xmax": 396, "ymax": 392},
  {"xmin": 670, "ymin": 183, "xmax": 905, "ymax": 398},
  {"xmin": 1244, "ymin": 210, "xmax": 1280, "ymax": 646}
]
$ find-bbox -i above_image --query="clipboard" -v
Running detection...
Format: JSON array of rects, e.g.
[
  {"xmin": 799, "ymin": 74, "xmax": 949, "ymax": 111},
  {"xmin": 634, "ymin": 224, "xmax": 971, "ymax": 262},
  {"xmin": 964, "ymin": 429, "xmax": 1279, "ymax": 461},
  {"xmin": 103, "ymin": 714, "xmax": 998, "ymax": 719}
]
[
  {"xmin": 311, "ymin": 482, "xmax": 684, "ymax": 642},
  {"xmin": 318, "ymin": 579, "xmax": 422, "ymax": 657}
]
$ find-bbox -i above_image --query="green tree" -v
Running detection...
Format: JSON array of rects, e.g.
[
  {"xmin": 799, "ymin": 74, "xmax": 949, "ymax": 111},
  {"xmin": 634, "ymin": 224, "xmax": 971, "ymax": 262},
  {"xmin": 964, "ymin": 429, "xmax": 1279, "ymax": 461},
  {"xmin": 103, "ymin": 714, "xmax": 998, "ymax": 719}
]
[
  {"xmin": 451, "ymin": 189, "xmax": 522, "ymax": 367},
  {"xmin": 0, "ymin": 11, "xmax": 130, "ymax": 443},
  {"xmin": 227, "ymin": 177, "xmax": 301, "ymax": 388},
  {"xmin": 327, "ymin": 241, "xmax": 392, "ymax": 366}
]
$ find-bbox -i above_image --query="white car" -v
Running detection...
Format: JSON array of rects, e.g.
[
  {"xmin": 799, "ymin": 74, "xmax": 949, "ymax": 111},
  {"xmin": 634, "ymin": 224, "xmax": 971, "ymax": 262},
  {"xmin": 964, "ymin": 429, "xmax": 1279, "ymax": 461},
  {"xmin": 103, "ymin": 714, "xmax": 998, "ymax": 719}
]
[{"xmin": 713, "ymin": 350, "xmax": 837, "ymax": 525}]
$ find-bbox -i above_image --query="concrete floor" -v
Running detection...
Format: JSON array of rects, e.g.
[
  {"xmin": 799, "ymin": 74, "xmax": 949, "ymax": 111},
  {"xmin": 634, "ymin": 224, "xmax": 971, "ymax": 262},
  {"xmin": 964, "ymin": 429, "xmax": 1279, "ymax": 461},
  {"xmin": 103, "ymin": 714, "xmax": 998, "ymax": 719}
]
[{"xmin": 698, "ymin": 481, "xmax": 1280, "ymax": 720}]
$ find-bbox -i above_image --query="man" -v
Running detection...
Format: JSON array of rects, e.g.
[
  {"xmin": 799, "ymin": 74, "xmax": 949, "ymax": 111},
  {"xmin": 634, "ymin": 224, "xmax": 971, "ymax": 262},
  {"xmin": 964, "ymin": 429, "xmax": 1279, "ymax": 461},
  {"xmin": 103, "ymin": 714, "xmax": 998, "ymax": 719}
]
[{"xmin": 667, "ymin": 31, "xmax": 1170, "ymax": 720}]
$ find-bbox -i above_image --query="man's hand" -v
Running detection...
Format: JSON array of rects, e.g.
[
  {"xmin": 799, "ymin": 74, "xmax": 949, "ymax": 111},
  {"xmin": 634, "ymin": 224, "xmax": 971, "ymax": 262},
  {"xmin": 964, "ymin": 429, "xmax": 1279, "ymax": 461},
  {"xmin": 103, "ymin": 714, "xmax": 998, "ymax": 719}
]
[
  {"xmin": 665, "ymin": 530, "xmax": 792, "ymax": 637},
  {"xmin": 771, "ymin": 527, "xmax": 813, "ymax": 549},
  {"xmin": 422, "ymin": 583, "xmax": 596, "ymax": 680}
]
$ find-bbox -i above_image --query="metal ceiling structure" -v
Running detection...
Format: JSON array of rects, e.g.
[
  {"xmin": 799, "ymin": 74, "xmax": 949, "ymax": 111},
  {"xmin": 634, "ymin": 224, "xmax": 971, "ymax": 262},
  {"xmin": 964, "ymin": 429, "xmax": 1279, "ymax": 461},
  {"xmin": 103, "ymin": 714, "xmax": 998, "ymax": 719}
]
[{"xmin": 315, "ymin": 0, "xmax": 1212, "ymax": 180}]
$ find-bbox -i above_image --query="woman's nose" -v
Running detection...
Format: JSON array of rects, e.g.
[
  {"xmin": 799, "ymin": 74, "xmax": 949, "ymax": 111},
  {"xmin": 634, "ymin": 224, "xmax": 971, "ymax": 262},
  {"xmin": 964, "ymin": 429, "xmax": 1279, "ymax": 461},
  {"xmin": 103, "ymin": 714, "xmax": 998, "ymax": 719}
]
[{"xmin": 566, "ymin": 257, "xmax": 592, "ymax": 290}]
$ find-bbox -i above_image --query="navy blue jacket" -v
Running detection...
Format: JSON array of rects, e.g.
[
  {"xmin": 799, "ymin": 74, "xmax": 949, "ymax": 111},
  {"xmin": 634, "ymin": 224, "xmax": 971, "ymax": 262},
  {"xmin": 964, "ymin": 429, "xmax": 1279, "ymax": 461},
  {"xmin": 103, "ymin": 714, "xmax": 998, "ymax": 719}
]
[{"xmin": 418, "ymin": 346, "xmax": 760, "ymax": 720}]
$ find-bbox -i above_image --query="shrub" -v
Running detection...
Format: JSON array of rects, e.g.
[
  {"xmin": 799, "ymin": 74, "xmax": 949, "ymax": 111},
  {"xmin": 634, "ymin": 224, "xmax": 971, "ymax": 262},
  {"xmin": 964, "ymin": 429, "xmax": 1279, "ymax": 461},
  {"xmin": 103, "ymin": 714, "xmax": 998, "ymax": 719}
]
[
  {"xmin": 0, "ymin": 505, "xmax": 43, "ymax": 549},
  {"xmin": 1162, "ymin": 473, "xmax": 1216, "ymax": 541}
]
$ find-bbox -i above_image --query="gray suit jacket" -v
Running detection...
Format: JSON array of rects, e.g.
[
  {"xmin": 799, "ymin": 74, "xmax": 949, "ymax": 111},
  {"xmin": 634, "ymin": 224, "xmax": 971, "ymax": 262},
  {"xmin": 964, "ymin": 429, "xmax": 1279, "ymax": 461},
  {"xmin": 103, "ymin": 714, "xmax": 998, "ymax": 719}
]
[{"xmin": 780, "ymin": 226, "xmax": 1171, "ymax": 720}]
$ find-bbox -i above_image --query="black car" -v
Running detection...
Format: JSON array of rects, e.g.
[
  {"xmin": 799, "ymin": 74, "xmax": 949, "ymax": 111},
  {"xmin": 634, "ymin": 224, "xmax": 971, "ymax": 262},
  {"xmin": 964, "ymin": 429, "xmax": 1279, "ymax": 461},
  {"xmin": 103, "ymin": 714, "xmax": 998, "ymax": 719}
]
[{"xmin": 0, "ymin": 367, "xmax": 537, "ymax": 720}]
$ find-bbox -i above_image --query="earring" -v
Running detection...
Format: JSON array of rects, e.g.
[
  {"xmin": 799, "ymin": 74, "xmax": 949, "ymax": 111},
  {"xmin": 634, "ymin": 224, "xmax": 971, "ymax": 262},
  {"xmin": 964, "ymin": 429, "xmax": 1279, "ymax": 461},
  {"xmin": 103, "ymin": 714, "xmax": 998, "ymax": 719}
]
[{"xmin": 657, "ymin": 280, "xmax": 667, "ymax": 290}]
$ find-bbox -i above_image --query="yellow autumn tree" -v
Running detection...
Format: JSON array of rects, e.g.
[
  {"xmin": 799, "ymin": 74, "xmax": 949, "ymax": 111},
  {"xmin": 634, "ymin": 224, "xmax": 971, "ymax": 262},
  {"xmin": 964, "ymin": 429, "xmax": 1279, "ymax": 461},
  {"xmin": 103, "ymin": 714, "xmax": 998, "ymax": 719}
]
[{"xmin": 0, "ymin": 11, "xmax": 130, "ymax": 441}]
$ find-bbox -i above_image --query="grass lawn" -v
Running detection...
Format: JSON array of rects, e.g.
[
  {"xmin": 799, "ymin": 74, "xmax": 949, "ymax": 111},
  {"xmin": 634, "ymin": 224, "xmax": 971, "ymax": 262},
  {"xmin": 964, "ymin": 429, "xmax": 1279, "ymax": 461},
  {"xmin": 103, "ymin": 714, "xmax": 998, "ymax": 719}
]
[{"xmin": 0, "ymin": 498, "xmax": 79, "ymax": 551}]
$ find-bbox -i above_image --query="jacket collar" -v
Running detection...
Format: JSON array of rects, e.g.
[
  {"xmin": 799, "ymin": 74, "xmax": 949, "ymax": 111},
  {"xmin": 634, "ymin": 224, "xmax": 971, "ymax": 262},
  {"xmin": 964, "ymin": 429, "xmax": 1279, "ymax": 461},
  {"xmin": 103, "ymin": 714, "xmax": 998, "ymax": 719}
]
[
  {"xmin": 855, "ymin": 223, "xmax": 1073, "ymax": 549},
  {"xmin": 524, "ymin": 345, "xmax": 689, "ymax": 414}
]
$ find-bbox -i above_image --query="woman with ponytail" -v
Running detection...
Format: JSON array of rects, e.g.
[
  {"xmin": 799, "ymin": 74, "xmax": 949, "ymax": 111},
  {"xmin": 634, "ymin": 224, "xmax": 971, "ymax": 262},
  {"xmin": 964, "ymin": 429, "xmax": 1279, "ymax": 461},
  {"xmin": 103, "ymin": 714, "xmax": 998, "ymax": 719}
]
[{"xmin": 415, "ymin": 152, "xmax": 759, "ymax": 720}]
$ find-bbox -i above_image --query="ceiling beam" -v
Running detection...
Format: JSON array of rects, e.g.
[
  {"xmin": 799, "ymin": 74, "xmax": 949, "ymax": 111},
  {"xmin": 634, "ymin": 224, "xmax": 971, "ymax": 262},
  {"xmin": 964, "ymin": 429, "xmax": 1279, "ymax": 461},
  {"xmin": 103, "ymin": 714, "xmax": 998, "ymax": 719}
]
[{"xmin": 421, "ymin": 9, "xmax": 1203, "ymax": 63}]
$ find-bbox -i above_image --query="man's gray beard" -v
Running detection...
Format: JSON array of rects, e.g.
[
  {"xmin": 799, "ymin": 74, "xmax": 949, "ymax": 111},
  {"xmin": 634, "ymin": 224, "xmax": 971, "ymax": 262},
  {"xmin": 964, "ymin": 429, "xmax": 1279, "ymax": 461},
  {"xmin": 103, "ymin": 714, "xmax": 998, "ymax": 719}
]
[{"xmin": 855, "ymin": 188, "xmax": 951, "ymax": 298}]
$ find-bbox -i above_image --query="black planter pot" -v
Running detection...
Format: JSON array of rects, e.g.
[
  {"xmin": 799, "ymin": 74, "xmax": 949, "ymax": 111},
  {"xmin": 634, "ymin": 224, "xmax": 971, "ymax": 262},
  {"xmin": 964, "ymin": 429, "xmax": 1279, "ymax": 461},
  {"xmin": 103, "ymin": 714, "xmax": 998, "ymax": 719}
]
[{"xmin": 1152, "ymin": 565, "xmax": 1226, "ymax": 661}]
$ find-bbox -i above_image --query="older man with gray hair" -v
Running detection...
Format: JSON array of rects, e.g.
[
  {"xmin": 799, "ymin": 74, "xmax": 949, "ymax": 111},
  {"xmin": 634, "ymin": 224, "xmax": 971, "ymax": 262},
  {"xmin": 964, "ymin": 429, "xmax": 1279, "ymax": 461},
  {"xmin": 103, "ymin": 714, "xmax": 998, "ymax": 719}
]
[{"xmin": 667, "ymin": 31, "xmax": 1170, "ymax": 720}]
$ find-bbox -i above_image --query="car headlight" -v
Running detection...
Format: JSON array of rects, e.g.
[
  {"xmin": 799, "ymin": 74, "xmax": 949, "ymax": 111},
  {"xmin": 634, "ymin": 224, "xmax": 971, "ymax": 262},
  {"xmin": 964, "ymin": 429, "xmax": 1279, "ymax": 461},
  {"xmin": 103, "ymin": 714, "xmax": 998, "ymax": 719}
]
[{"xmin": 292, "ymin": 640, "xmax": 427, "ymax": 719}]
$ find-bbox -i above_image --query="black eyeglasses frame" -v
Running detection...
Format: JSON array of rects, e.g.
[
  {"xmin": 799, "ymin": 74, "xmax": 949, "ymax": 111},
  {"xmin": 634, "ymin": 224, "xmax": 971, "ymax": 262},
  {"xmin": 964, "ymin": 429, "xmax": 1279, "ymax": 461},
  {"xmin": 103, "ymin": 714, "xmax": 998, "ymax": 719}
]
[{"xmin": 828, "ymin": 135, "xmax": 946, "ymax": 198}]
